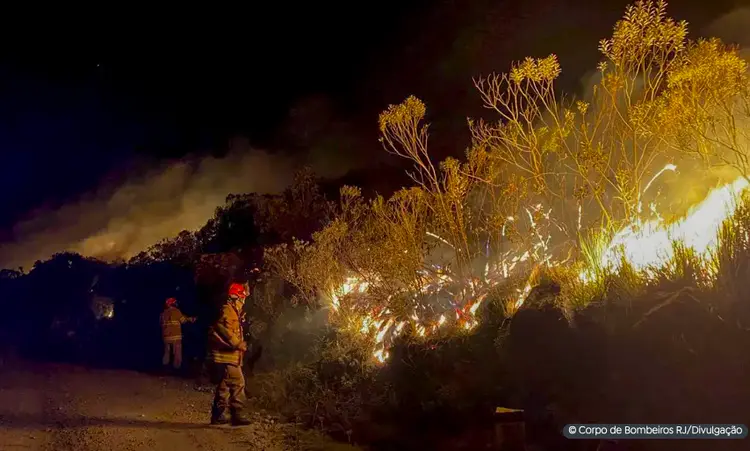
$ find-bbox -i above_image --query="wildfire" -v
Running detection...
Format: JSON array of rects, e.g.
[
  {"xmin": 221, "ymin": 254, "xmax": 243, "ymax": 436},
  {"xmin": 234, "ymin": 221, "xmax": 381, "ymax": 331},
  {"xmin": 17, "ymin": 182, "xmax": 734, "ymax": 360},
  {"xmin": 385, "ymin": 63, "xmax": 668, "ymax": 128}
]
[
  {"xmin": 328, "ymin": 226, "xmax": 551, "ymax": 363},
  {"xmin": 327, "ymin": 165, "xmax": 750, "ymax": 364},
  {"xmin": 330, "ymin": 276, "xmax": 369, "ymax": 311},
  {"xmin": 581, "ymin": 175, "xmax": 749, "ymax": 282}
]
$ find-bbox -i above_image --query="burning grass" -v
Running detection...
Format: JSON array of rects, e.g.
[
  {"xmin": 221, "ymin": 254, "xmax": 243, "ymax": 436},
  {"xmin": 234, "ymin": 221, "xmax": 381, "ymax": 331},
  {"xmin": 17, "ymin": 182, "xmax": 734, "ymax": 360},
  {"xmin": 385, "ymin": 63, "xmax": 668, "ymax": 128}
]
[
  {"xmin": 252, "ymin": 196, "xmax": 750, "ymax": 445},
  {"xmin": 262, "ymin": 0, "xmax": 750, "ymax": 365},
  {"xmin": 318, "ymin": 175, "xmax": 750, "ymax": 365},
  {"xmin": 255, "ymin": 2, "xmax": 750, "ymax": 446}
]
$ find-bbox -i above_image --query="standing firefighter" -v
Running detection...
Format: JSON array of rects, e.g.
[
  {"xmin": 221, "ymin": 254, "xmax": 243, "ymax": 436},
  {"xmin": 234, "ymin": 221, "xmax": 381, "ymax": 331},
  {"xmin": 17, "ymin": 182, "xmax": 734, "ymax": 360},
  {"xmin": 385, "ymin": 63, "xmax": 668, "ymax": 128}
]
[
  {"xmin": 207, "ymin": 282, "xmax": 252, "ymax": 426},
  {"xmin": 160, "ymin": 298, "xmax": 196, "ymax": 370}
]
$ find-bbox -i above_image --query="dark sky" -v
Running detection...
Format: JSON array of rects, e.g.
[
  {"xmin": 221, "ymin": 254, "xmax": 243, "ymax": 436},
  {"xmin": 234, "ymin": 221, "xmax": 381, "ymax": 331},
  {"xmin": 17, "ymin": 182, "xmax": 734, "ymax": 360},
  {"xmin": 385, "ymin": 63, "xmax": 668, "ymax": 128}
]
[
  {"xmin": 0, "ymin": 0, "xmax": 745, "ymax": 267},
  {"xmin": 0, "ymin": 2, "xmax": 430, "ymax": 230}
]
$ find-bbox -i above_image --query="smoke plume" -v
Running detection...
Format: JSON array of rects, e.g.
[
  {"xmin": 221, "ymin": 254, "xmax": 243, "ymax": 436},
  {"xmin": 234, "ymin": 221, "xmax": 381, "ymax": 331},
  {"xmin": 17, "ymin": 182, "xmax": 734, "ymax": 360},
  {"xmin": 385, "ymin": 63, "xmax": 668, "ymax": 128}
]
[
  {"xmin": 0, "ymin": 138, "xmax": 353, "ymax": 271},
  {"xmin": 704, "ymin": 6, "xmax": 750, "ymax": 49}
]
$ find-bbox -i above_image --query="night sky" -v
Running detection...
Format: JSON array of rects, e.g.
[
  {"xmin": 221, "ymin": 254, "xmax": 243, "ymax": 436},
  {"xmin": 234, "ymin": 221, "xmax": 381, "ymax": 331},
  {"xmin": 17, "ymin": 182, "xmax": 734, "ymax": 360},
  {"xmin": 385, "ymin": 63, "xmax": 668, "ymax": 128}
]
[
  {"xmin": 0, "ymin": 2, "xmax": 428, "ymax": 229},
  {"xmin": 0, "ymin": 0, "xmax": 745, "ymax": 268}
]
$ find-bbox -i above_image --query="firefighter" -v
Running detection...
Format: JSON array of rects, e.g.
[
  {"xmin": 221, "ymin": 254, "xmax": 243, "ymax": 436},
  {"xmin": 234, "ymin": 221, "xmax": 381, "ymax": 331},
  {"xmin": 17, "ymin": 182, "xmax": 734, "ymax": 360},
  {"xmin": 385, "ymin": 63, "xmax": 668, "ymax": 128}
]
[
  {"xmin": 160, "ymin": 297, "xmax": 196, "ymax": 370},
  {"xmin": 207, "ymin": 282, "xmax": 252, "ymax": 426}
]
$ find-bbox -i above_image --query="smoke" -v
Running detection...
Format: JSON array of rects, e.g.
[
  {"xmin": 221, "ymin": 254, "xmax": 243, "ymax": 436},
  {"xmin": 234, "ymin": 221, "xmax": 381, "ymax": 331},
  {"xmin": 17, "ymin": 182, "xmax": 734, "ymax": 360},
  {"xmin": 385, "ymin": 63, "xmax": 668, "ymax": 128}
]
[
  {"xmin": 0, "ymin": 137, "xmax": 354, "ymax": 271},
  {"xmin": 704, "ymin": 7, "xmax": 750, "ymax": 49}
]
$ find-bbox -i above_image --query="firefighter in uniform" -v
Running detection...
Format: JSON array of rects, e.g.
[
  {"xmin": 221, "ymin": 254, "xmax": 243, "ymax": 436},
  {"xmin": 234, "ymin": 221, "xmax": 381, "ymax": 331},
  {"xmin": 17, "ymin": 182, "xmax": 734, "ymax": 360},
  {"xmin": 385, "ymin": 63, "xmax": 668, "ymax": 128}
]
[
  {"xmin": 160, "ymin": 297, "xmax": 196, "ymax": 370},
  {"xmin": 208, "ymin": 283, "xmax": 252, "ymax": 426}
]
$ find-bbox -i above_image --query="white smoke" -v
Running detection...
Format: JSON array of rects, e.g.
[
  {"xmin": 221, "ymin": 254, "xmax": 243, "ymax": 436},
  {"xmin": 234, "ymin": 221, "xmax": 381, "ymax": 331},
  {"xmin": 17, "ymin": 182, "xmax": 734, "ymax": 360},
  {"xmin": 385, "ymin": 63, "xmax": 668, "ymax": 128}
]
[
  {"xmin": 704, "ymin": 7, "xmax": 750, "ymax": 49},
  {"xmin": 0, "ymin": 139, "xmax": 350, "ymax": 270}
]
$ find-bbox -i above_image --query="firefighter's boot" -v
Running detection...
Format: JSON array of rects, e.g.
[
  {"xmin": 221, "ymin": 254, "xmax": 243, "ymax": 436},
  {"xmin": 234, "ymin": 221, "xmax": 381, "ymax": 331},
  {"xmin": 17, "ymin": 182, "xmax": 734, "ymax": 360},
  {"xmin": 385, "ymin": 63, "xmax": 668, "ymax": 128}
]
[
  {"xmin": 210, "ymin": 407, "xmax": 230, "ymax": 425},
  {"xmin": 231, "ymin": 409, "xmax": 253, "ymax": 426}
]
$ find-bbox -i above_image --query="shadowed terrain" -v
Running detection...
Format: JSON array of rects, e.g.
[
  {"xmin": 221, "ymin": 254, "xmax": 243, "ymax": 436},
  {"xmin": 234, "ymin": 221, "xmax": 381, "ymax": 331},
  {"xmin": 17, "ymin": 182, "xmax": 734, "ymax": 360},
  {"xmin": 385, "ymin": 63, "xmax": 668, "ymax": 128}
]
[{"xmin": 0, "ymin": 357, "xmax": 359, "ymax": 451}]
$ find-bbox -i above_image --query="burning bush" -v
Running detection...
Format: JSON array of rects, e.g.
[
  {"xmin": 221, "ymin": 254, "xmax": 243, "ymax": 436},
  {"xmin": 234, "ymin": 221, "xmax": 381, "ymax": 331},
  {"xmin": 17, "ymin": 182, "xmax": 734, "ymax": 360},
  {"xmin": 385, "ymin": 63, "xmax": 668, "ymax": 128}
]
[
  {"xmin": 266, "ymin": 0, "xmax": 750, "ymax": 365},
  {"xmin": 252, "ymin": 1, "xmax": 750, "ymax": 448}
]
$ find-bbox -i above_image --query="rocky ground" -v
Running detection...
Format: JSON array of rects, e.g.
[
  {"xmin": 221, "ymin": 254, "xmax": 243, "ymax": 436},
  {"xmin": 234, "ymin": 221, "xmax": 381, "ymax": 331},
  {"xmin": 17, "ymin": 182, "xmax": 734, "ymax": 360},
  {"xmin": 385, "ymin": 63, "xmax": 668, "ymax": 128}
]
[{"xmin": 0, "ymin": 357, "xmax": 360, "ymax": 451}]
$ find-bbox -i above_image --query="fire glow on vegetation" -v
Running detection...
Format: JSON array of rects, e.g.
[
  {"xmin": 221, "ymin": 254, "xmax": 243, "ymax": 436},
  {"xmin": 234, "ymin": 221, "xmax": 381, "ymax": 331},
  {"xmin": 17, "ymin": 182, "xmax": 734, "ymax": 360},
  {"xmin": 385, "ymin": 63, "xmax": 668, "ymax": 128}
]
[
  {"xmin": 581, "ymin": 174, "xmax": 750, "ymax": 282},
  {"xmin": 300, "ymin": 1, "xmax": 750, "ymax": 365},
  {"xmin": 327, "ymin": 165, "xmax": 750, "ymax": 364}
]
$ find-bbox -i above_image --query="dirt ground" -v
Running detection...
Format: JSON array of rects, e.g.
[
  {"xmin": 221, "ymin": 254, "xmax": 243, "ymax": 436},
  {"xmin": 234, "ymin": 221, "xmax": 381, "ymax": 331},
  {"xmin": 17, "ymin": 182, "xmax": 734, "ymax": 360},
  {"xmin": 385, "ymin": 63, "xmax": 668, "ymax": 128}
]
[{"xmin": 0, "ymin": 358, "xmax": 360, "ymax": 451}]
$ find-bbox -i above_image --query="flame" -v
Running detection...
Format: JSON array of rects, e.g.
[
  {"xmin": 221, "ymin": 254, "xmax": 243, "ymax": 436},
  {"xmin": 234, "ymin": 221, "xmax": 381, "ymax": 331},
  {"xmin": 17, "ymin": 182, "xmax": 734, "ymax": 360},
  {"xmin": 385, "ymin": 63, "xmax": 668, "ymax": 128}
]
[
  {"xmin": 373, "ymin": 348, "xmax": 389, "ymax": 363},
  {"xmin": 326, "ymin": 199, "xmax": 557, "ymax": 364},
  {"xmin": 582, "ymin": 176, "xmax": 749, "ymax": 282},
  {"xmin": 331, "ymin": 276, "xmax": 370, "ymax": 311},
  {"xmin": 326, "ymin": 162, "xmax": 750, "ymax": 364}
]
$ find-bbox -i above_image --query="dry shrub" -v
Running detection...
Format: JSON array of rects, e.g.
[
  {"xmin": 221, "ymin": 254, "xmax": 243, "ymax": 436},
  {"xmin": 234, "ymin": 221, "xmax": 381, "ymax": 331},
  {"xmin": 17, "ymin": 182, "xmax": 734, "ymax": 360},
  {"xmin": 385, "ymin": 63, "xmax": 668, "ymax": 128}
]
[
  {"xmin": 254, "ymin": 2, "xmax": 750, "ymax": 449},
  {"xmin": 248, "ymin": 328, "xmax": 391, "ymax": 441}
]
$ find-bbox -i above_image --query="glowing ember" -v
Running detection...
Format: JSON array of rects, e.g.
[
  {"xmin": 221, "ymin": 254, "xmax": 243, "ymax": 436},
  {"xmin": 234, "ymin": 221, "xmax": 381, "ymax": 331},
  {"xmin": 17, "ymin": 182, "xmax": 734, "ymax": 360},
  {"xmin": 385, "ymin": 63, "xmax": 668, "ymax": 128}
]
[
  {"xmin": 327, "ymin": 202, "xmax": 557, "ymax": 363},
  {"xmin": 373, "ymin": 348, "xmax": 389, "ymax": 363},
  {"xmin": 331, "ymin": 276, "xmax": 370, "ymax": 311}
]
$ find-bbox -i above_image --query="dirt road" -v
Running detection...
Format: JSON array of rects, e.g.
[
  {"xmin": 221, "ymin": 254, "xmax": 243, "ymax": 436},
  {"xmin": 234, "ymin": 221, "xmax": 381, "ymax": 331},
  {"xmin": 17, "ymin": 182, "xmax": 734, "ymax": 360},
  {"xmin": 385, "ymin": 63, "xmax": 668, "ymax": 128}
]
[{"xmin": 0, "ymin": 359, "xmax": 357, "ymax": 451}]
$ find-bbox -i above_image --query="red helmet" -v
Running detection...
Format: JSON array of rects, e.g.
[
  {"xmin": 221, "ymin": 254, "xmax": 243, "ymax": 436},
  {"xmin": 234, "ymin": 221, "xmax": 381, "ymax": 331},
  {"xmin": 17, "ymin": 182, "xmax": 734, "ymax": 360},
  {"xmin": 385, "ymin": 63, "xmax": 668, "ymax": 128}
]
[
  {"xmin": 165, "ymin": 297, "xmax": 177, "ymax": 307},
  {"xmin": 228, "ymin": 283, "xmax": 249, "ymax": 299}
]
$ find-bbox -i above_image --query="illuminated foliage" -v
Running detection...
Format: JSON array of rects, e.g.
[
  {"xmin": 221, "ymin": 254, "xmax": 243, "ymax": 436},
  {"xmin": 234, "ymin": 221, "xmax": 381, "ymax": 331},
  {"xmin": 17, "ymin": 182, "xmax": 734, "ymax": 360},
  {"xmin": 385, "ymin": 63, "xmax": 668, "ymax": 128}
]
[
  {"xmin": 648, "ymin": 38, "xmax": 750, "ymax": 175},
  {"xmin": 471, "ymin": 0, "xmax": 694, "ymax": 231},
  {"xmin": 266, "ymin": 1, "xmax": 750, "ymax": 365}
]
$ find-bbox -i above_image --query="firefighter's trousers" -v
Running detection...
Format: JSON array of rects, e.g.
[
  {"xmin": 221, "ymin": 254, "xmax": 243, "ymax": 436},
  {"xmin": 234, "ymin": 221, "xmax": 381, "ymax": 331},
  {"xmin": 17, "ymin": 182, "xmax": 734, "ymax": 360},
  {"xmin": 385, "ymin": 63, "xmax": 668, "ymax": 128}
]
[
  {"xmin": 162, "ymin": 339, "xmax": 183, "ymax": 369},
  {"xmin": 211, "ymin": 363, "xmax": 246, "ymax": 414}
]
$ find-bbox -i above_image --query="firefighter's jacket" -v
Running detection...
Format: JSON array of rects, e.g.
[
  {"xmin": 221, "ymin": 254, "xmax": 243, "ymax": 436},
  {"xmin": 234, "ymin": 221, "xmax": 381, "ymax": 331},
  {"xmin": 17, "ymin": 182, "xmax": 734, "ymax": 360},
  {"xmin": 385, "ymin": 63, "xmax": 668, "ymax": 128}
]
[
  {"xmin": 160, "ymin": 306, "xmax": 189, "ymax": 343},
  {"xmin": 208, "ymin": 301, "xmax": 245, "ymax": 366}
]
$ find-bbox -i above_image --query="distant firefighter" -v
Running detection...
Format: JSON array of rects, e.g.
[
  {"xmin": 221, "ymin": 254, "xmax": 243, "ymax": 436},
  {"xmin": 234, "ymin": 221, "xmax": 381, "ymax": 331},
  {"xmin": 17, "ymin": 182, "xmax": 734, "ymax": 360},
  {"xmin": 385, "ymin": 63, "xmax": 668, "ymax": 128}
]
[
  {"xmin": 207, "ymin": 282, "xmax": 252, "ymax": 426},
  {"xmin": 160, "ymin": 297, "xmax": 196, "ymax": 370}
]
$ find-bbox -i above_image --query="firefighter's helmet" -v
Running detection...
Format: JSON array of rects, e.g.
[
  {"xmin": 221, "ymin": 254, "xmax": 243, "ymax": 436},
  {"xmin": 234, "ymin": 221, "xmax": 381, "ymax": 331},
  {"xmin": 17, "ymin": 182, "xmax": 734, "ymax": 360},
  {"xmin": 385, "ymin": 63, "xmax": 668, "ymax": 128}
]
[
  {"xmin": 165, "ymin": 297, "xmax": 177, "ymax": 307},
  {"xmin": 228, "ymin": 282, "xmax": 249, "ymax": 300}
]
